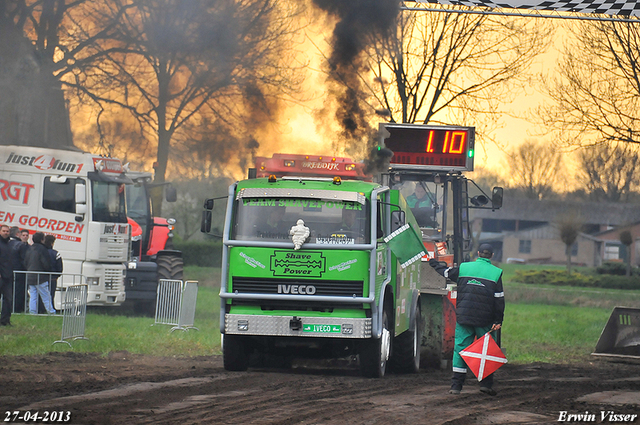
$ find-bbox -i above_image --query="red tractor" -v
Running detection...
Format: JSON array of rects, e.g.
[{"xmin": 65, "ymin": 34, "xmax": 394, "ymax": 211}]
[{"xmin": 125, "ymin": 171, "xmax": 184, "ymax": 315}]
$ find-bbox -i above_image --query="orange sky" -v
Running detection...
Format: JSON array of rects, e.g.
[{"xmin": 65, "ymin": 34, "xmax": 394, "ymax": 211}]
[{"xmin": 265, "ymin": 15, "xmax": 580, "ymax": 190}]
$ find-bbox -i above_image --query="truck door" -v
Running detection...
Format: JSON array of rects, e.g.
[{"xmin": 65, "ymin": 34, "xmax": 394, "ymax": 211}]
[{"xmin": 375, "ymin": 193, "xmax": 388, "ymax": 312}]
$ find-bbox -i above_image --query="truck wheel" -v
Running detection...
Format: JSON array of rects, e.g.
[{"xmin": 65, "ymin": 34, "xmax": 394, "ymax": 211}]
[
  {"xmin": 360, "ymin": 310, "xmax": 391, "ymax": 378},
  {"xmin": 223, "ymin": 335, "xmax": 249, "ymax": 371},
  {"xmin": 390, "ymin": 304, "xmax": 422, "ymax": 374},
  {"xmin": 156, "ymin": 254, "xmax": 184, "ymax": 280},
  {"xmin": 138, "ymin": 254, "xmax": 182, "ymax": 317}
]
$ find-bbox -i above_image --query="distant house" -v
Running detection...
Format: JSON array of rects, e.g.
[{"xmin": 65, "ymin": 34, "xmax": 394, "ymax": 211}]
[
  {"xmin": 501, "ymin": 223, "xmax": 603, "ymax": 267},
  {"xmin": 471, "ymin": 198, "xmax": 640, "ymax": 265},
  {"xmin": 595, "ymin": 222, "xmax": 640, "ymax": 267}
]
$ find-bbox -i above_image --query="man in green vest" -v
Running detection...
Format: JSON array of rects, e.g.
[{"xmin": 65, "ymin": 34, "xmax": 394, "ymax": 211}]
[
  {"xmin": 429, "ymin": 243, "xmax": 505, "ymax": 396},
  {"xmin": 406, "ymin": 183, "xmax": 437, "ymax": 227}
]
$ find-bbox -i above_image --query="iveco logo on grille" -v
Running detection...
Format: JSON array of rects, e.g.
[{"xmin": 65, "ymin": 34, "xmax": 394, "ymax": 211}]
[{"xmin": 277, "ymin": 284, "xmax": 317, "ymax": 295}]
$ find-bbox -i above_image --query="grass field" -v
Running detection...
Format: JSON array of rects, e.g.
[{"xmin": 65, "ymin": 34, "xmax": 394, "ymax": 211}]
[{"xmin": 1, "ymin": 264, "xmax": 638, "ymax": 364}]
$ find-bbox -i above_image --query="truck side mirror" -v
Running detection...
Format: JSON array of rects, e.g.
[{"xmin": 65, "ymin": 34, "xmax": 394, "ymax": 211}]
[
  {"xmin": 201, "ymin": 210, "xmax": 212, "ymax": 233},
  {"xmin": 75, "ymin": 183, "xmax": 86, "ymax": 204},
  {"xmin": 391, "ymin": 210, "xmax": 405, "ymax": 233},
  {"xmin": 201, "ymin": 198, "xmax": 214, "ymax": 233},
  {"xmin": 492, "ymin": 187, "xmax": 503, "ymax": 209},
  {"xmin": 165, "ymin": 184, "xmax": 177, "ymax": 203}
]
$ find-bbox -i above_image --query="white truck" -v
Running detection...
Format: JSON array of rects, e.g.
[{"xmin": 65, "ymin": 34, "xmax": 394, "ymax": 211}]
[{"xmin": 0, "ymin": 145, "xmax": 131, "ymax": 307}]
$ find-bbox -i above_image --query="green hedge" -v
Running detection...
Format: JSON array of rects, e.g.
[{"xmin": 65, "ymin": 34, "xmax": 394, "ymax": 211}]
[
  {"xmin": 513, "ymin": 269, "xmax": 640, "ymax": 290},
  {"xmin": 174, "ymin": 240, "xmax": 222, "ymax": 267},
  {"xmin": 595, "ymin": 261, "xmax": 638, "ymax": 276}
]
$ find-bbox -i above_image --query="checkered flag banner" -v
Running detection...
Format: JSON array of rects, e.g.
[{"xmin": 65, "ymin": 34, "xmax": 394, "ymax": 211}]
[{"xmin": 413, "ymin": 0, "xmax": 640, "ymax": 17}]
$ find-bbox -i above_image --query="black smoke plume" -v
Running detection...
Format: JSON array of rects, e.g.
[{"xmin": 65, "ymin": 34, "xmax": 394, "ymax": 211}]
[
  {"xmin": 364, "ymin": 145, "xmax": 393, "ymax": 175},
  {"xmin": 312, "ymin": 0, "xmax": 400, "ymax": 155}
]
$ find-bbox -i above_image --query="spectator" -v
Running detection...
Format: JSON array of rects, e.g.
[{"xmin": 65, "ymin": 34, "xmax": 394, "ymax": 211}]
[
  {"xmin": 0, "ymin": 225, "xmax": 14, "ymax": 326},
  {"xmin": 24, "ymin": 232, "xmax": 55, "ymax": 315},
  {"xmin": 44, "ymin": 235, "xmax": 63, "ymax": 313},
  {"xmin": 20, "ymin": 229, "xmax": 30, "ymax": 244},
  {"xmin": 9, "ymin": 227, "xmax": 27, "ymax": 313}
]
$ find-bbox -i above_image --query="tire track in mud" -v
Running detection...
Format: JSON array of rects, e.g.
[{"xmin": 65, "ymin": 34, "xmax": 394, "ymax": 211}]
[
  {"xmin": 26, "ymin": 367, "xmax": 556, "ymax": 425},
  {"xmin": 4, "ymin": 356, "xmax": 640, "ymax": 425}
]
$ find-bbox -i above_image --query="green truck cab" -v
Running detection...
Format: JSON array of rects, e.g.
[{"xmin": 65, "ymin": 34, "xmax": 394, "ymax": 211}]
[{"xmin": 202, "ymin": 175, "xmax": 426, "ymax": 377}]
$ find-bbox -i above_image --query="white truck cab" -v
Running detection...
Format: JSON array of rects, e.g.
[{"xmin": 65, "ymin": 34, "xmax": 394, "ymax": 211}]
[{"xmin": 0, "ymin": 146, "xmax": 130, "ymax": 307}]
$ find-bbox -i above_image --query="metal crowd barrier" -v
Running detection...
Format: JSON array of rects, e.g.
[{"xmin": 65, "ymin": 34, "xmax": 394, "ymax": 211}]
[
  {"xmin": 52, "ymin": 284, "xmax": 89, "ymax": 348},
  {"xmin": 154, "ymin": 279, "xmax": 199, "ymax": 332},
  {"xmin": 10, "ymin": 271, "xmax": 85, "ymax": 314},
  {"xmin": 177, "ymin": 281, "xmax": 199, "ymax": 332}
]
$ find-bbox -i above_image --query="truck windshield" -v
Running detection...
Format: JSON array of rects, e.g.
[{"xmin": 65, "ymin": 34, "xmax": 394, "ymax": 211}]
[
  {"xmin": 232, "ymin": 198, "xmax": 370, "ymax": 244},
  {"xmin": 126, "ymin": 184, "xmax": 149, "ymax": 227},
  {"xmin": 92, "ymin": 181, "xmax": 127, "ymax": 223}
]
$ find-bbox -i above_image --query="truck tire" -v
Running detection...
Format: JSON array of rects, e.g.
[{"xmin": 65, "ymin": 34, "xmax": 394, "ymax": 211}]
[
  {"xmin": 156, "ymin": 254, "xmax": 184, "ymax": 280},
  {"xmin": 390, "ymin": 304, "xmax": 422, "ymax": 374},
  {"xmin": 223, "ymin": 335, "xmax": 250, "ymax": 371},
  {"xmin": 360, "ymin": 310, "xmax": 391, "ymax": 378},
  {"xmin": 135, "ymin": 254, "xmax": 183, "ymax": 317}
]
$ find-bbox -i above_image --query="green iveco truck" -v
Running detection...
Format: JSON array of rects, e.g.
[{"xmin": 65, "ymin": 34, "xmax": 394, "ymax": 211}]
[
  {"xmin": 202, "ymin": 124, "xmax": 504, "ymax": 377},
  {"xmin": 202, "ymin": 155, "xmax": 427, "ymax": 377}
]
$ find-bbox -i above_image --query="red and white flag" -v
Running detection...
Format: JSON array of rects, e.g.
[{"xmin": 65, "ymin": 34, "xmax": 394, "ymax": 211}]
[{"xmin": 459, "ymin": 332, "xmax": 507, "ymax": 381}]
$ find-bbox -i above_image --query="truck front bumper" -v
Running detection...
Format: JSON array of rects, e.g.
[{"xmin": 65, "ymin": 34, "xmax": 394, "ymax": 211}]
[{"xmin": 224, "ymin": 314, "xmax": 372, "ymax": 338}]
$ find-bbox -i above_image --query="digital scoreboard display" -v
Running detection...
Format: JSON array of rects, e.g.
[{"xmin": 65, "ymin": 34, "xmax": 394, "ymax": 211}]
[{"xmin": 380, "ymin": 124, "xmax": 475, "ymax": 171}]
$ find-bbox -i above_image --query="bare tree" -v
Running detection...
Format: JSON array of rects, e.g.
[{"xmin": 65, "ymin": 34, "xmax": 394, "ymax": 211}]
[
  {"xmin": 0, "ymin": 0, "xmax": 98, "ymax": 147},
  {"xmin": 619, "ymin": 230, "xmax": 633, "ymax": 277},
  {"xmin": 507, "ymin": 139, "xmax": 562, "ymax": 200},
  {"xmin": 577, "ymin": 141, "xmax": 640, "ymax": 202},
  {"xmin": 366, "ymin": 11, "xmax": 551, "ymax": 131},
  {"xmin": 540, "ymin": 21, "xmax": 640, "ymax": 149},
  {"xmin": 66, "ymin": 0, "xmax": 303, "ymax": 194},
  {"xmin": 557, "ymin": 217, "xmax": 581, "ymax": 275}
]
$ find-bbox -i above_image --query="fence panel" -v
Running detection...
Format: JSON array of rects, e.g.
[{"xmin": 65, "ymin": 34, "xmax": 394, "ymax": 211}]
[
  {"xmin": 174, "ymin": 281, "xmax": 199, "ymax": 332},
  {"xmin": 52, "ymin": 284, "xmax": 89, "ymax": 348},
  {"xmin": 154, "ymin": 279, "xmax": 199, "ymax": 332},
  {"xmin": 11, "ymin": 272, "xmax": 85, "ymax": 314},
  {"xmin": 154, "ymin": 279, "xmax": 183, "ymax": 327}
]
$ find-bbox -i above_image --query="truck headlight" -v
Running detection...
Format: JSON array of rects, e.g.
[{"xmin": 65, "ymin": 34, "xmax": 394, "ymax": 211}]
[{"xmin": 87, "ymin": 277, "xmax": 100, "ymax": 286}]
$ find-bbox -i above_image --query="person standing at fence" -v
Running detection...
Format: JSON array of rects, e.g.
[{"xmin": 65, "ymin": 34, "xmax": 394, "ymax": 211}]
[
  {"xmin": 24, "ymin": 232, "xmax": 55, "ymax": 315},
  {"xmin": 9, "ymin": 227, "xmax": 27, "ymax": 313},
  {"xmin": 44, "ymin": 235, "xmax": 62, "ymax": 313},
  {"xmin": 0, "ymin": 225, "xmax": 14, "ymax": 326}
]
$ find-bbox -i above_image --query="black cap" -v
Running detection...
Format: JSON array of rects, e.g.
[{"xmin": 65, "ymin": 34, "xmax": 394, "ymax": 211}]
[{"xmin": 478, "ymin": 243, "xmax": 494, "ymax": 255}]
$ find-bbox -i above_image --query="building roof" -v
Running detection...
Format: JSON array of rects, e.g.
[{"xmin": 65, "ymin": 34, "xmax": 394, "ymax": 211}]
[{"xmin": 472, "ymin": 198, "xmax": 640, "ymax": 227}]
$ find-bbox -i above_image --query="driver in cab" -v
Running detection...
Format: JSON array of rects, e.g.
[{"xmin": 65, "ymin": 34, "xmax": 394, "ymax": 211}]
[
  {"xmin": 339, "ymin": 208, "xmax": 357, "ymax": 232},
  {"xmin": 258, "ymin": 206, "xmax": 288, "ymax": 239},
  {"xmin": 407, "ymin": 183, "xmax": 437, "ymax": 228},
  {"xmin": 332, "ymin": 208, "xmax": 364, "ymax": 243}
]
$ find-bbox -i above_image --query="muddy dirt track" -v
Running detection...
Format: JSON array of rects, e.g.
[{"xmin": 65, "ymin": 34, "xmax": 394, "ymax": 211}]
[{"xmin": 2, "ymin": 353, "xmax": 640, "ymax": 424}]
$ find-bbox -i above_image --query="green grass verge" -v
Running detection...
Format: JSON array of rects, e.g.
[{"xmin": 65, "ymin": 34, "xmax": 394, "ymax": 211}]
[
  {"xmin": 503, "ymin": 304, "xmax": 610, "ymax": 364},
  {"xmin": 1, "ymin": 265, "xmax": 638, "ymax": 365},
  {"xmin": 0, "ymin": 269, "xmax": 222, "ymax": 357}
]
